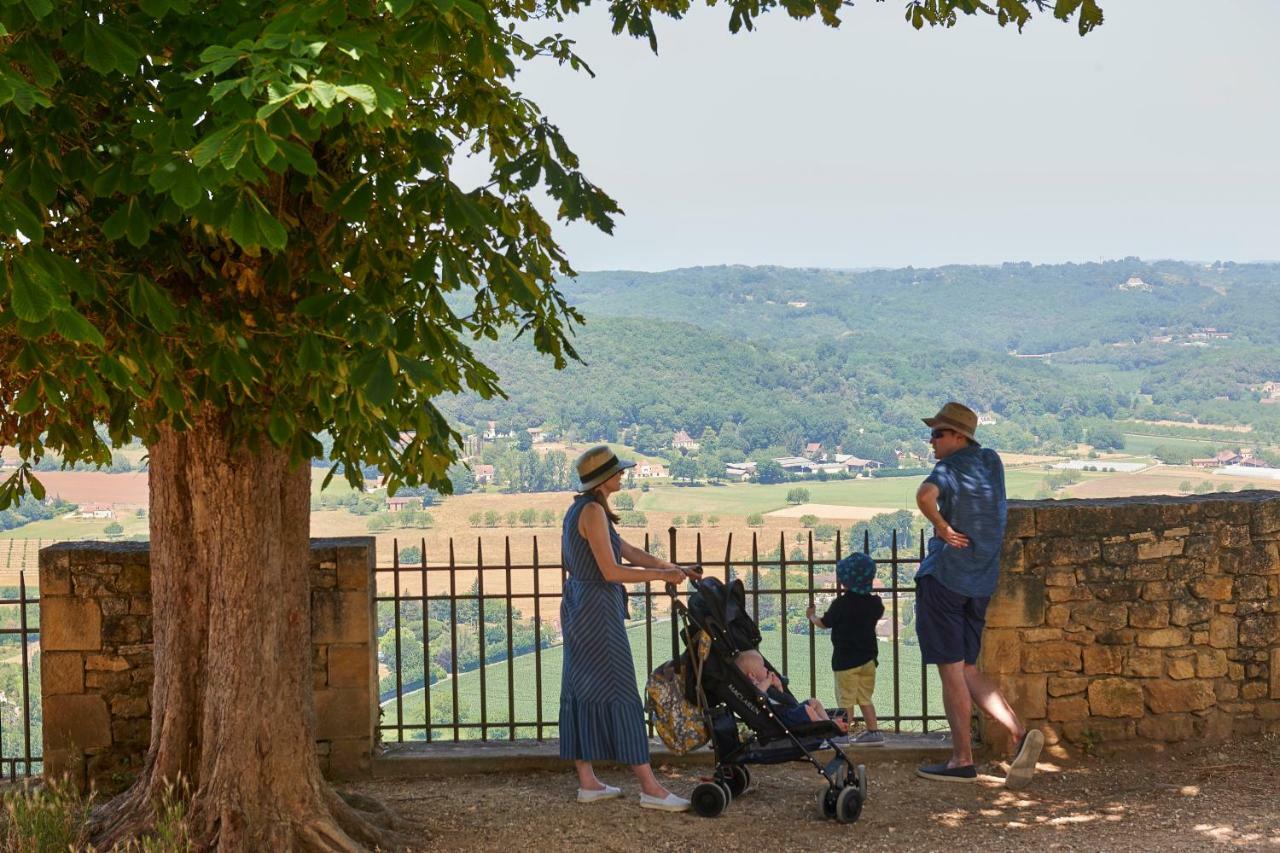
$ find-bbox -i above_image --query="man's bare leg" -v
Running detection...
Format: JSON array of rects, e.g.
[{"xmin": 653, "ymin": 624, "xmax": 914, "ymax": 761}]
[
  {"xmin": 938, "ymin": 661, "xmax": 974, "ymax": 767},
  {"xmin": 963, "ymin": 664, "xmax": 1024, "ymax": 748}
]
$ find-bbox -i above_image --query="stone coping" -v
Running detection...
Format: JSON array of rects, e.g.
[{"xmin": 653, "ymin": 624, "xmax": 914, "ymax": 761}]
[{"xmin": 372, "ymin": 732, "xmax": 952, "ymax": 777}]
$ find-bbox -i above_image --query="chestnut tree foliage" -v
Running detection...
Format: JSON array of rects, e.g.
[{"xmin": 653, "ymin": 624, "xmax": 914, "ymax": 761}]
[{"xmin": 0, "ymin": 0, "xmax": 1100, "ymax": 501}]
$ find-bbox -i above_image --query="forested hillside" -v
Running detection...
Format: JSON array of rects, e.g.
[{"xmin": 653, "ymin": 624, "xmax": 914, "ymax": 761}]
[{"xmin": 440, "ymin": 260, "xmax": 1280, "ymax": 458}]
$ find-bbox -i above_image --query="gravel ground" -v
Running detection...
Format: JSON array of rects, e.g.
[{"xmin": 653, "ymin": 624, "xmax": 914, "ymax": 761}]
[{"xmin": 350, "ymin": 734, "xmax": 1280, "ymax": 851}]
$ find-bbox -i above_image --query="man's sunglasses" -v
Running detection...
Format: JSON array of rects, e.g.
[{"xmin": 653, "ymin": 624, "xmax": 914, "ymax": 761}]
[{"xmin": 929, "ymin": 428, "xmax": 955, "ymax": 440}]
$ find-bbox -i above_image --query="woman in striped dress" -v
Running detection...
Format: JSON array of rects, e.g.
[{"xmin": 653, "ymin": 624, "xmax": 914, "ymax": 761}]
[{"xmin": 560, "ymin": 446, "xmax": 698, "ymax": 811}]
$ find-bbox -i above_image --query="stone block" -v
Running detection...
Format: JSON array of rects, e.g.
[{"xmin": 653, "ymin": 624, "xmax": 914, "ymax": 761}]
[
  {"xmin": 999, "ymin": 674, "xmax": 1048, "ymax": 719},
  {"xmin": 1218, "ymin": 525, "xmax": 1251, "ymax": 549},
  {"xmin": 336, "ymin": 546, "xmax": 373, "ymax": 591},
  {"xmin": 1046, "ymin": 605, "xmax": 1071, "ymax": 628},
  {"xmin": 1252, "ymin": 499, "xmax": 1280, "ymax": 536},
  {"xmin": 40, "ymin": 561, "xmax": 72, "ymax": 596},
  {"xmin": 1044, "ymin": 569, "xmax": 1076, "ymax": 587},
  {"xmin": 1101, "ymin": 541, "xmax": 1138, "ymax": 565},
  {"xmin": 1208, "ymin": 617, "xmax": 1237, "ymax": 649},
  {"xmin": 1136, "ymin": 627, "xmax": 1189, "ymax": 648},
  {"xmin": 1005, "ymin": 507, "xmax": 1035, "ymax": 539},
  {"xmin": 1063, "ymin": 718, "xmax": 1135, "ymax": 745},
  {"xmin": 1137, "ymin": 539, "xmax": 1183, "ymax": 561},
  {"xmin": 1023, "ymin": 642, "xmax": 1081, "ymax": 673},
  {"xmin": 42, "ymin": 652, "xmax": 84, "ymax": 695},
  {"xmin": 327, "ymin": 644, "xmax": 371, "ymax": 690},
  {"xmin": 1048, "ymin": 676, "xmax": 1088, "ymax": 697},
  {"xmin": 1129, "ymin": 602, "xmax": 1170, "ymax": 629},
  {"xmin": 984, "ymin": 575, "xmax": 1046, "ymax": 629},
  {"xmin": 44, "ymin": 694, "xmax": 112, "ymax": 750},
  {"xmin": 325, "ymin": 738, "xmax": 371, "ymax": 781},
  {"xmin": 979, "ymin": 629, "xmax": 1022, "ymax": 674},
  {"xmin": 1027, "ymin": 537, "xmax": 1101, "ymax": 568},
  {"xmin": 1137, "ymin": 714, "xmax": 1195, "ymax": 742},
  {"xmin": 1235, "ymin": 575, "xmax": 1270, "ymax": 600},
  {"xmin": 1023, "ymin": 628, "xmax": 1063, "ymax": 643},
  {"xmin": 1239, "ymin": 614, "xmax": 1278, "ymax": 647},
  {"xmin": 1272, "ymin": 649, "xmax": 1280, "ymax": 700},
  {"xmin": 1167, "ymin": 656, "xmax": 1195, "ymax": 680},
  {"xmin": 1093, "ymin": 582, "xmax": 1142, "ymax": 603},
  {"xmin": 110, "ymin": 695, "xmax": 150, "ymax": 718},
  {"xmin": 1048, "ymin": 697, "xmax": 1090, "ymax": 722},
  {"xmin": 1126, "ymin": 563, "xmax": 1168, "ymax": 581},
  {"xmin": 85, "ymin": 654, "xmax": 131, "ymax": 672},
  {"xmin": 1145, "ymin": 680, "xmax": 1216, "ymax": 714},
  {"xmin": 1083, "ymin": 645, "xmax": 1123, "ymax": 675},
  {"xmin": 1088, "ymin": 678, "xmax": 1145, "ymax": 718},
  {"xmin": 1141, "ymin": 582, "xmax": 1178, "ymax": 602},
  {"xmin": 1241, "ymin": 681, "xmax": 1267, "ymax": 701},
  {"xmin": 1124, "ymin": 648, "xmax": 1164, "ymax": 677},
  {"xmin": 1048, "ymin": 586, "xmax": 1093, "ymax": 603},
  {"xmin": 1170, "ymin": 599, "xmax": 1213, "ymax": 627},
  {"xmin": 117, "ymin": 564, "xmax": 150, "ymax": 594},
  {"xmin": 41, "ymin": 599, "xmax": 103, "ymax": 651},
  {"xmin": 1191, "ymin": 576, "xmax": 1233, "ymax": 601},
  {"xmin": 1073, "ymin": 602, "xmax": 1128, "ymax": 631},
  {"xmin": 1196, "ymin": 650, "xmax": 1229, "ymax": 679},
  {"xmin": 312, "ymin": 590, "xmax": 372, "ymax": 645},
  {"xmin": 315, "ymin": 688, "xmax": 372, "ymax": 741}
]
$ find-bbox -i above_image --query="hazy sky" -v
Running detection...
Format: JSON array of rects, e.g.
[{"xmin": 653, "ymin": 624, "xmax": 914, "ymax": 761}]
[{"xmin": 494, "ymin": 0, "xmax": 1280, "ymax": 271}]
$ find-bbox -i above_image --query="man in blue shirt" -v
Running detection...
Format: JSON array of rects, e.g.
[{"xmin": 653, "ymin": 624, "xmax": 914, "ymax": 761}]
[{"xmin": 913, "ymin": 401, "xmax": 1043, "ymax": 787}]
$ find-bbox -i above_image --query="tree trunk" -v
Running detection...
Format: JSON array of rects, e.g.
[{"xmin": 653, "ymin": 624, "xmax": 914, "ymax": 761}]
[{"xmin": 94, "ymin": 410, "xmax": 398, "ymax": 851}]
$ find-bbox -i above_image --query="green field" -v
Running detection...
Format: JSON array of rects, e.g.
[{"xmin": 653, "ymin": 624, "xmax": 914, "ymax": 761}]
[
  {"xmin": 381, "ymin": 616, "xmax": 942, "ymax": 743},
  {"xmin": 636, "ymin": 470, "xmax": 1058, "ymax": 516},
  {"xmin": 1120, "ymin": 432, "xmax": 1230, "ymax": 457}
]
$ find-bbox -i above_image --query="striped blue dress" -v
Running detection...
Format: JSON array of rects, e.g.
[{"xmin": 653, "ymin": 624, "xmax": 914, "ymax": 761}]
[{"xmin": 558, "ymin": 494, "xmax": 650, "ymax": 765}]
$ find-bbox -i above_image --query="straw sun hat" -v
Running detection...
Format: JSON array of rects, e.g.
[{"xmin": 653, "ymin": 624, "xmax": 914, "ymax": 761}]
[
  {"xmin": 921, "ymin": 401, "xmax": 980, "ymax": 443},
  {"xmin": 575, "ymin": 445, "xmax": 636, "ymax": 492}
]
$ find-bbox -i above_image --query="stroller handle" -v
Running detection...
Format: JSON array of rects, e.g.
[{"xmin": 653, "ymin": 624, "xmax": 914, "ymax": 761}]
[{"xmin": 663, "ymin": 564, "xmax": 703, "ymax": 599}]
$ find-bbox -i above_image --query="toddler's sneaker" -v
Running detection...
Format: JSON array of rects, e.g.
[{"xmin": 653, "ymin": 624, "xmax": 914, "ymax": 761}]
[{"xmin": 851, "ymin": 730, "xmax": 886, "ymax": 746}]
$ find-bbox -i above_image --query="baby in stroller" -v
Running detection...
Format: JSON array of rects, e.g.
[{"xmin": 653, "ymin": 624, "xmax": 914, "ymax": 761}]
[{"xmin": 733, "ymin": 650, "xmax": 848, "ymax": 731}]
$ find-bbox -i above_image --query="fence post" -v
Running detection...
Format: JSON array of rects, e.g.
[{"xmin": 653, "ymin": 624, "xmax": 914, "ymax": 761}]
[
  {"xmin": 420, "ymin": 538, "xmax": 430, "ymax": 742},
  {"xmin": 505, "ymin": 537, "xmax": 515, "ymax": 741},
  {"xmin": 476, "ymin": 538, "xmax": 487, "ymax": 741},
  {"xmin": 392, "ymin": 539, "xmax": 403, "ymax": 742},
  {"xmin": 533, "ymin": 536, "xmax": 544, "ymax": 741},
  {"xmin": 807, "ymin": 531, "xmax": 816, "ymax": 700}
]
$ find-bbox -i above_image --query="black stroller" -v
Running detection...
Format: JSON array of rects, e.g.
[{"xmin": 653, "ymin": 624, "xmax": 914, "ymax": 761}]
[{"xmin": 668, "ymin": 575, "xmax": 867, "ymax": 823}]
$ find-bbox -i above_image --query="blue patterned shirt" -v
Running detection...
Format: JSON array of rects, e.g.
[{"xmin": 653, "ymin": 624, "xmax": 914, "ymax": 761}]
[{"xmin": 916, "ymin": 445, "xmax": 1007, "ymax": 598}]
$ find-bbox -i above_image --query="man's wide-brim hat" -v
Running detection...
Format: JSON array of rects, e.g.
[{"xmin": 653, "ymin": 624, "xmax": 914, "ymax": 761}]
[
  {"xmin": 575, "ymin": 445, "xmax": 635, "ymax": 492},
  {"xmin": 922, "ymin": 401, "xmax": 980, "ymax": 443}
]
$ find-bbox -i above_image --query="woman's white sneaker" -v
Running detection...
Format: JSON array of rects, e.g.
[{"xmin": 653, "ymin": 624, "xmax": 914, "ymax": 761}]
[
  {"xmin": 639, "ymin": 792, "xmax": 691, "ymax": 812},
  {"xmin": 576, "ymin": 784, "xmax": 622, "ymax": 803}
]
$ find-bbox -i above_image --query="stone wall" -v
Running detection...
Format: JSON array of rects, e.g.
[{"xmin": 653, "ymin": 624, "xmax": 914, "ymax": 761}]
[
  {"xmin": 981, "ymin": 491, "xmax": 1280, "ymax": 751},
  {"xmin": 39, "ymin": 537, "xmax": 377, "ymax": 792}
]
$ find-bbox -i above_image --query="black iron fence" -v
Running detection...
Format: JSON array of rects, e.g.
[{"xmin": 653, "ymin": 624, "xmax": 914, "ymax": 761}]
[
  {"xmin": 376, "ymin": 528, "xmax": 945, "ymax": 744},
  {"xmin": 0, "ymin": 572, "xmax": 40, "ymax": 780}
]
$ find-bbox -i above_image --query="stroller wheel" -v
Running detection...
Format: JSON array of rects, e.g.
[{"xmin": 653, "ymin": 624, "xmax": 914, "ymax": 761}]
[
  {"xmin": 724, "ymin": 765, "xmax": 752, "ymax": 798},
  {"xmin": 856, "ymin": 764, "xmax": 868, "ymax": 798},
  {"xmin": 814, "ymin": 785, "xmax": 838, "ymax": 820},
  {"xmin": 691, "ymin": 782, "xmax": 728, "ymax": 818},
  {"xmin": 835, "ymin": 786, "xmax": 864, "ymax": 824}
]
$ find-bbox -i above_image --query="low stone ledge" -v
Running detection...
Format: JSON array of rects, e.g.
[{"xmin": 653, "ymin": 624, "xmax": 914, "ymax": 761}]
[{"xmin": 372, "ymin": 732, "xmax": 953, "ymax": 778}]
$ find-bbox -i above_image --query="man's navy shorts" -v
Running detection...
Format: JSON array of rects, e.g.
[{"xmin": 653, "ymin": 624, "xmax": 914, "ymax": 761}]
[{"xmin": 915, "ymin": 575, "xmax": 990, "ymax": 665}]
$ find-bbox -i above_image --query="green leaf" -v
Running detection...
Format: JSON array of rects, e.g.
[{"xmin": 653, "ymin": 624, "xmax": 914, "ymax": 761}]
[
  {"xmin": 127, "ymin": 275, "xmax": 178, "ymax": 332},
  {"xmin": 9, "ymin": 259, "xmax": 54, "ymax": 322},
  {"xmin": 27, "ymin": 472, "xmax": 45, "ymax": 501},
  {"xmin": 298, "ymin": 333, "xmax": 323, "ymax": 372},
  {"xmin": 252, "ymin": 126, "xmax": 279, "ymax": 164},
  {"xmin": 191, "ymin": 125, "xmax": 235, "ymax": 168},
  {"xmin": 365, "ymin": 352, "xmax": 395, "ymax": 408},
  {"xmin": 267, "ymin": 410, "xmax": 293, "ymax": 446},
  {"xmin": 13, "ymin": 382, "xmax": 41, "ymax": 416},
  {"xmin": 277, "ymin": 140, "xmax": 317, "ymax": 176},
  {"xmin": 23, "ymin": 0, "xmax": 53, "ymax": 19},
  {"xmin": 52, "ymin": 309, "xmax": 106, "ymax": 348},
  {"xmin": 81, "ymin": 21, "xmax": 140, "ymax": 76},
  {"xmin": 335, "ymin": 84, "xmax": 378, "ymax": 113},
  {"xmin": 310, "ymin": 80, "xmax": 338, "ymax": 108},
  {"xmin": 170, "ymin": 163, "xmax": 204, "ymax": 209}
]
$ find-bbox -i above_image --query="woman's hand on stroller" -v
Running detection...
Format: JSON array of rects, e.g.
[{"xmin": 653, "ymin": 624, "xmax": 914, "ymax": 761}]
[{"xmin": 678, "ymin": 563, "xmax": 702, "ymax": 581}]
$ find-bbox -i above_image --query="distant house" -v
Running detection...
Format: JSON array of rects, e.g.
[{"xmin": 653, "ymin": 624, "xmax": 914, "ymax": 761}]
[
  {"xmin": 671, "ymin": 430, "xmax": 700, "ymax": 452},
  {"xmin": 774, "ymin": 456, "xmax": 817, "ymax": 474},
  {"xmin": 385, "ymin": 496, "xmax": 424, "ymax": 512},
  {"xmin": 841, "ymin": 456, "xmax": 883, "ymax": 474},
  {"xmin": 473, "ymin": 464, "xmax": 495, "ymax": 484},
  {"xmin": 1192, "ymin": 450, "xmax": 1243, "ymax": 469},
  {"xmin": 636, "ymin": 462, "xmax": 668, "ymax": 479},
  {"xmin": 724, "ymin": 461, "xmax": 757, "ymax": 482},
  {"xmin": 483, "ymin": 420, "xmax": 498, "ymax": 440},
  {"xmin": 802, "ymin": 442, "xmax": 823, "ymax": 460},
  {"xmin": 977, "ymin": 412, "xmax": 998, "ymax": 426},
  {"xmin": 1189, "ymin": 327, "xmax": 1231, "ymax": 341},
  {"xmin": 78, "ymin": 503, "xmax": 114, "ymax": 520},
  {"xmin": 526, "ymin": 427, "xmax": 546, "ymax": 444}
]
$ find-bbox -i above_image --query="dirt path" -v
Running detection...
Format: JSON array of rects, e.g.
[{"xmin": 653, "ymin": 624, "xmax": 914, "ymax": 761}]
[{"xmin": 350, "ymin": 735, "xmax": 1280, "ymax": 851}]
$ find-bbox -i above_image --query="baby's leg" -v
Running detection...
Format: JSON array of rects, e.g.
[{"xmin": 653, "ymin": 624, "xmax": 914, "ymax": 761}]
[{"xmin": 806, "ymin": 699, "xmax": 829, "ymax": 721}]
